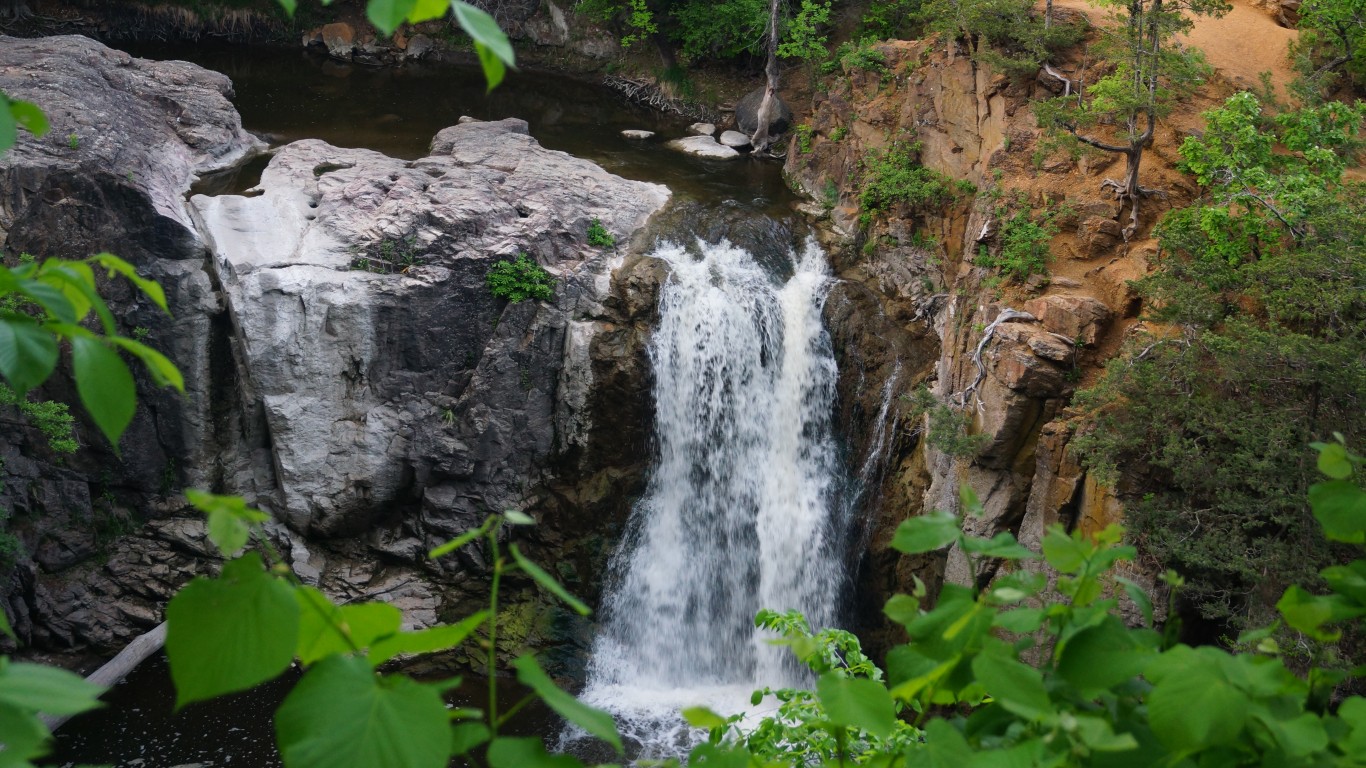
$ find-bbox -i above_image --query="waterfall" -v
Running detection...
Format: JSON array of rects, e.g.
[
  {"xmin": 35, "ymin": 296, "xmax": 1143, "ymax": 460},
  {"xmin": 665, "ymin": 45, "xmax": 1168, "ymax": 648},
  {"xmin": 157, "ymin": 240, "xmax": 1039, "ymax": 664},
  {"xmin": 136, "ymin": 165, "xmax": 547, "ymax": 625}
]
[{"xmin": 570, "ymin": 236, "xmax": 845, "ymax": 756}]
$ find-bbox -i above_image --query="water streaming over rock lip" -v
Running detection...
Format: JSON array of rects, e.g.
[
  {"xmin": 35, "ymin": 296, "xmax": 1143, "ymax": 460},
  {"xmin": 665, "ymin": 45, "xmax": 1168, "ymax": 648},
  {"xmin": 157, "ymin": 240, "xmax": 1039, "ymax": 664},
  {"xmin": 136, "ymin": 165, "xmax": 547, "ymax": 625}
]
[{"xmin": 567, "ymin": 235, "xmax": 847, "ymax": 758}]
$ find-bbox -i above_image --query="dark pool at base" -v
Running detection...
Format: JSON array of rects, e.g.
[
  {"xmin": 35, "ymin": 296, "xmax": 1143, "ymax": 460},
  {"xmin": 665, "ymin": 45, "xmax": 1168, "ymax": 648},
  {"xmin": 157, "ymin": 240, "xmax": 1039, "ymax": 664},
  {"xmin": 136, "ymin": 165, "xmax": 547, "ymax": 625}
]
[{"xmin": 47, "ymin": 653, "xmax": 564, "ymax": 767}]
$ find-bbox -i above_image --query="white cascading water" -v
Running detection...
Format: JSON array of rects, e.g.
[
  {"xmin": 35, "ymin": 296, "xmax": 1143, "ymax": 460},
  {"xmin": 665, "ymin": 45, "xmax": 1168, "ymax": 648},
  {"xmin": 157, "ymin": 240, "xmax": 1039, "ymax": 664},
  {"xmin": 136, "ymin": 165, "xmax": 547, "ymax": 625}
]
[{"xmin": 570, "ymin": 236, "xmax": 845, "ymax": 756}]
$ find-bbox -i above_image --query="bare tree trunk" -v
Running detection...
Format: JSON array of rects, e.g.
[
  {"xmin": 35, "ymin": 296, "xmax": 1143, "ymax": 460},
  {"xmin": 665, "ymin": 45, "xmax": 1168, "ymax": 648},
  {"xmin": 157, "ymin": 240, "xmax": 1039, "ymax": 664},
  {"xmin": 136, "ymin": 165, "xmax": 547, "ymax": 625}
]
[
  {"xmin": 42, "ymin": 621, "xmax": 168, "ymax": 732},
  {"xmin": 750, "ymin": 0, "xmax": 783, "ymax": 153}
]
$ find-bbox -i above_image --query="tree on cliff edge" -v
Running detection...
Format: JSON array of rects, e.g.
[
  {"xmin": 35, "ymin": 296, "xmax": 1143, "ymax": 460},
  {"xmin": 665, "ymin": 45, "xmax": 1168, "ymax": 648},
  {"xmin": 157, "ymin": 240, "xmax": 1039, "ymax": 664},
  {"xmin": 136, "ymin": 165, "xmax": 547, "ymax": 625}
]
[{"xmin": 1037, "ymin": 0, "xmax": 1228, "ymax": 240}]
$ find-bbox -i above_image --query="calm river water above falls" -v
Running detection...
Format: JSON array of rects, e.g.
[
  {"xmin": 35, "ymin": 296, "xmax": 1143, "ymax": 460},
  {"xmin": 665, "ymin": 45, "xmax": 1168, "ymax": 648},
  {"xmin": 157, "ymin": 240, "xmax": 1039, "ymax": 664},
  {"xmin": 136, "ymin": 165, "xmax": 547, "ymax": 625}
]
[{"xmin": 49, "ymin": 44, "xmax": 855, "ymax": 766}]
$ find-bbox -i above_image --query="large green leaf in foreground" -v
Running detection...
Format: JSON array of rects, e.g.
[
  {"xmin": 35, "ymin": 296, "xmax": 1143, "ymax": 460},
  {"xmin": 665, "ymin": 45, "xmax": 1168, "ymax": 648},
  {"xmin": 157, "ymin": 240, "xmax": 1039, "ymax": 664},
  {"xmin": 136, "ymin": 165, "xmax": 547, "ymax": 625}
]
[
  {"xmin": 276, "ymin": 655, "xmax": 451, "ymax": 768},
  {"xmin": 166, "ymin": 553, "xmax": 300, "ymax": 706}
]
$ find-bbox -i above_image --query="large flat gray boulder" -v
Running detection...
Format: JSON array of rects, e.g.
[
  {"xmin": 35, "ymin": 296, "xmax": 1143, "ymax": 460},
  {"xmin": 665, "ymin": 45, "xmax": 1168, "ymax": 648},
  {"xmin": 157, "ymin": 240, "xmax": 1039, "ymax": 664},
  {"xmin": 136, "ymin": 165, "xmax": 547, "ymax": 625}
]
[{"xmin": 193, "ymin": 118, "xmax": 671, "ymax": 538}]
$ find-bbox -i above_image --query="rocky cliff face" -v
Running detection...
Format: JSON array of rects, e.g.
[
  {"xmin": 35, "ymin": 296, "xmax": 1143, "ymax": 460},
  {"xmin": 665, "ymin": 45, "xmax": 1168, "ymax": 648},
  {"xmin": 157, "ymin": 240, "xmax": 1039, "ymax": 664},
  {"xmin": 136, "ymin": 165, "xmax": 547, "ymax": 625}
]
[
  {"xmin": 788, "ymin": 37, "xmax": 1203, "ymax": 652},
  {"xmin": 0, "ymin": 36, "xmax": 669, "ymax": 673}
]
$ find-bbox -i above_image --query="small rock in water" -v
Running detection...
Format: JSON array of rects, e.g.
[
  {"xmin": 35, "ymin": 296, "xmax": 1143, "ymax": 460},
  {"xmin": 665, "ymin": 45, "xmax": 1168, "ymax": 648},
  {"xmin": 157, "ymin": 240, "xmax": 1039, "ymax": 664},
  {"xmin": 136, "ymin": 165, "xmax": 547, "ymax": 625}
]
[
  {"xmin": 621, "ymin": 129, "xmax": 655, "ymax": 140},
  {"xmin": 718, "ymin": 130, "xmax": 751, "ymax": 149},
  {"xmin": 666, "ymin": 136, "xmax": 740, "ymax": 159},
  {"xmin": 688, "ymin": 122, "xmax": 716, "ymax": 136}
]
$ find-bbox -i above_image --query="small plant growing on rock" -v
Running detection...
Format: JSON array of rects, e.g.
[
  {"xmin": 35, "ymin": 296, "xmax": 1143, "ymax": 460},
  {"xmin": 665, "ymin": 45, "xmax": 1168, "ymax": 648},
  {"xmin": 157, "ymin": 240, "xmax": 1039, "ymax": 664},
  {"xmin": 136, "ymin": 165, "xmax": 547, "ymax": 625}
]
[
  {"xmin": 795, "ymin": 123, "xmax": 814, "ymax": 154},
  {"xmin": 67, "ymin": 132, "xmax": 78, "ymax": 149},
  {"xmin": 486, "ymin": 253, "xmax": 555, "ymax": 303},
  {"xmin": 587, "ymin": 219, "xmax": 616, "ymax": 248},
  {"xmin": 975, "ymin": 200, "xmax": 1061, "ymax": 283},
  {"xmin": 829, "ymin": 125, "xmax": 847, "ymax": 142}
]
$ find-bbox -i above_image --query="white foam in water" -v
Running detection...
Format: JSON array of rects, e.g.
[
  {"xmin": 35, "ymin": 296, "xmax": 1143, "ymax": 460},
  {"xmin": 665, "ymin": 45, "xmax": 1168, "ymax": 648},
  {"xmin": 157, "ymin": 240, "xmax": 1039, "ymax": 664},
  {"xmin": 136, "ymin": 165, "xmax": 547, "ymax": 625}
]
[{"xmin": 566, "ymin": 237, "xmax": 844, "ymax": 759}]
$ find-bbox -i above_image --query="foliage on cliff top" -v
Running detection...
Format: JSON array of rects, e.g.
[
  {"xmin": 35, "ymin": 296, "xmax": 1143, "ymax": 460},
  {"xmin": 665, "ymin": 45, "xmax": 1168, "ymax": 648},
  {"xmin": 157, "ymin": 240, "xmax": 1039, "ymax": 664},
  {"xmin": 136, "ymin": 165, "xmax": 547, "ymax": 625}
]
[{"xmin": 1074, "ymin": 93, "xmax": 1366, "ymax": 631}]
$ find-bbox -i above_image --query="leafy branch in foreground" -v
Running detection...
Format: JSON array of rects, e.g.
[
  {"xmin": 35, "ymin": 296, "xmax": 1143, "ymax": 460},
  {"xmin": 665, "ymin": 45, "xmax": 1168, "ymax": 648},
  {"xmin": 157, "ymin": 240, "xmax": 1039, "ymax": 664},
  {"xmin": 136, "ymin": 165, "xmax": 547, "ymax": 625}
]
[
  {"xmin": 163, "ymin": 500, "xmax": 619, "ymax": 768},
  {"xmin": 0, "ymin": 253, "xmax": 184, "ymax": 449}
]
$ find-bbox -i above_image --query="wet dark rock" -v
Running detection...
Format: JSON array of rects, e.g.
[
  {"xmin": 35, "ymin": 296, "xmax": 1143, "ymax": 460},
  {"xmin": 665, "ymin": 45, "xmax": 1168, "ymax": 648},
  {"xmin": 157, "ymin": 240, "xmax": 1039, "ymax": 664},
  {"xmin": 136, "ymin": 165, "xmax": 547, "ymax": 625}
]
[{"xmin": 734, "ymin": 87, "xmax": 793, "ymax": 138}]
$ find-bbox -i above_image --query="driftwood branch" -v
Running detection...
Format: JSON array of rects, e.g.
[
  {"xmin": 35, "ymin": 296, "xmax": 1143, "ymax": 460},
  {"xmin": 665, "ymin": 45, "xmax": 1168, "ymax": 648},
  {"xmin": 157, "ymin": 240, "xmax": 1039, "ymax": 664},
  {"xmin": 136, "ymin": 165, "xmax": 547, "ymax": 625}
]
[
  {"xmin": 952, "ymin": 308, "xmax": 1035, "ymax": 410},
  {"xmin": 42, "ymin": 621, "xmax": 168, "ymax": 732}
]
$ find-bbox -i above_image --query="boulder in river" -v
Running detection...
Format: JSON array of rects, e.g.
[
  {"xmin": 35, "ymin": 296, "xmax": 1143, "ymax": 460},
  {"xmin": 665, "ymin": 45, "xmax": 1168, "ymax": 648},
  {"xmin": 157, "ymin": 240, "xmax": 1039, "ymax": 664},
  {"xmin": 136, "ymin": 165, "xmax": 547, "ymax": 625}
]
[
  {"xmin": 621, "ymin": 129, "xmax": 655, "ymax": 140},
  {"xmin": 719, "ymin": 130, "xmax": 752, "ymax": 150},
  {"xmin": 734, "ymin": 87, "xmax": 794, "ymax": 137},
  {"xmin": 688, "ymin": 122, "xmax": 716, "ymax": 136},
  {"xmin": 666, "ymin": 135, "xmax": 740, "ymax": 160}
]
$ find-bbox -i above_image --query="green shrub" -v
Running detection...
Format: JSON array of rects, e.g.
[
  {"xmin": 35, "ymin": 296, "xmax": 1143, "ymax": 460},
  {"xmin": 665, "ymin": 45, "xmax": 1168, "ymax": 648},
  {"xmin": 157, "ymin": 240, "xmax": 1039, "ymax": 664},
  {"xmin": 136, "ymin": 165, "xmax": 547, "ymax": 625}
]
[
  {"xmin": 822, "ymin": 39, "xmax": 889, "ymax": 75},
  {"xmin": 859, "ymin": 142, "xmax": 966, "ymax": 217},
  {"xmin": 860, "ymin": 0, "xmax": 924, "ymax": 40},
  {"xmin": 586, "ymin": 219, "xmax": 616, "ymax": 248},
  {"xmin": 794, "ymin": 123, "xmax": 814, "ymax": 154},
  {"xmin": 486, "ymin": 253, "xmax": 555, "ymax": 303},
  {"xmin": 974, "ymin": 203, "xmax": 1060, "ymax": 282},
  {"xmin": 0, "ymin": 384, "xmax": 78, "ymax": 455},
  {"xmin": 904, "ymin": 385, "xmax": 988, "ymax": 458}
]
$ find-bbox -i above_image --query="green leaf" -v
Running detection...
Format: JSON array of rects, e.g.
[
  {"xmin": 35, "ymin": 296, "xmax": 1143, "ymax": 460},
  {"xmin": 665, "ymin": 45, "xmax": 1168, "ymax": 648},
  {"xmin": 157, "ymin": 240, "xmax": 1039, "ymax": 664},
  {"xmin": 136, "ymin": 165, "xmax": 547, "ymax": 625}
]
[
  {"xmin": 682, "ymin": 706, "xmax": 728, "ymax": 730},
  {"xmin": 0, "ymin": 662, "xmax": 103, "ymax": 716},
  {"xmin": 971, "ymin": 645, "xmax": 1053, "ymax": 721},
  {"xmin": 366, "ymin": 0, "xmax": 418, "ymax": 34},
  {"xmin": 883, "ymin": 594, "xmax": 920, "ymax": 626},
  {"xmin": 368, "ymin": 610, "xmax": 489, "ymax": 665},
  {"xmin": 16, "ymin": 278, "xmax": 76, "ymax": 324},
  {"xmin": 276, "ymin": 656, "xmax": 451, "ymax": 768},
  {"xmin": 1146, "ymin": 649, "xmax": 1249, "ymax": 752},
  {"xmin": 453, "ymin": 2, "xmax": 515, "ymax": 90},
  {"xmin": 1041, "ymin": 525, "xmax": 1086, "ymax": 573},
  {"xmin": 71, "ymin": 334, "xmax": 136, "ymax": 448},
  {"xmin": 0, "ymin": 315, "xmax": 58, "ymax": 394},
  {"xmin": 512, "ymin": 655, "xmax": 622, "ymax": 753},
  {"xmin": 509, "ymin": 544, "xmax": 590, "ymax": 616},
  {"xmin": 1315, "ymin": 441, "xmax": 1355, "ymax": 480},
  {"xmin": 815, "ymin": 673, "xmax": 896, "ymax": 738},
  {"xmin": 486, "ymin": 737, "xmax": 581, "ymax": 768},
  {"xmin": 166, "ymin": 553, "xmax": 300, "ymax": 706},
  {"xmin": 295, "ymin": 589, "xmax": 403, "ymax": 664},
  {"xmin": 1056, "ymin": 618, "xmax": 1150, "ymax": 694},
  {"xmin": 1310, "ymin": 480, "xmax": 1366, "ymax": 544},
  {"xmin": 472, "ymin": 42, "xmax": 507, "ymax": 92},
  {"xmin": 890, "ymin": 510, "xmax": 959, "ymax": 554},
  {"xmin": 8, "ymin": 101, "xmax": 47, "ymax": 138},
  {"xmin": 0, "ymin": 701, "xmax": 50, "ymax": 766},
  {"xmin": 428, "ymin": 521, "xmax": 488, "ymax": 560},
  {"xmin": 47, "ymin": 263, "xmax": 113, "ymax": 334},
  {"xmin": 502, "ymin": 509, "xmax": 535, "ymax": 525},
  {"xmin": 407, "ymin": 0, "xmax": 450, "ymax": 22},
  {"xmin": 0, "ymin": 94, "xmax": 17, "ymax": 153},
  {"xmin": 276, "ymin": 0, "xmax": 297, "ymax": 14},
  {"xmin": 1277, "ymin": 584, "xmax": 1361, "ymax": 640},
  {"xmin": 450, "ymin": 722, "xmax": 490, "ymax": 756},
  {"xmin": 923, "ymin": 718, "xmax": 975, "ymax": 768},
  {"xmin": 0, "ymin": 607, "xmax": 12, "ymax": 641},
  {"xmin": 992, "ymin": 607, "xmax": 1045, "ymax": 633},
  {"xmin": 1072, "ymin": 715, "xmax": 1139, "ymax": 752},
  {"xmin": 187, "ymin": 489, "xmax": 269, "ymax": 557},
  {"xmin": 92, "ymin": 253, "xmax": 168, "ymax": 313},
  {"xmin": 1255, "ymin": 710, "xmax": 1328, "ymax": 758},
  {"xmin": 961, "ymin": 532, "xmax": 1034, "ymax": 560}
]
